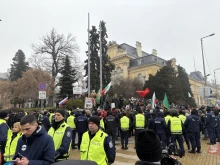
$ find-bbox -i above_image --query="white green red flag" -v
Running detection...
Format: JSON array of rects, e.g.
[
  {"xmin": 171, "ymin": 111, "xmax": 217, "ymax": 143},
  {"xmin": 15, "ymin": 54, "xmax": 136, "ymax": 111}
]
[{"xmin": 101, "ymin": 82, "xmax": 112, "ymax": 95}]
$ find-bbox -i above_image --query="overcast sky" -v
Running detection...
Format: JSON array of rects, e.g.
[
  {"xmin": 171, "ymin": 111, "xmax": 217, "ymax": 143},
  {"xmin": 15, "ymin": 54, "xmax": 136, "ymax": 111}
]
[{"xmin": 0, "ymin": 0, "xmax": 219, "ymax": 83}]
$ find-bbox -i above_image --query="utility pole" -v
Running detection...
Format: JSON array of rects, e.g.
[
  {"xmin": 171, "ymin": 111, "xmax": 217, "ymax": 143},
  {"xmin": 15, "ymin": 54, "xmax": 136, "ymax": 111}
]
[
  {"xmin": 100, "ymin": 22, "xmax": 103, "ymax": 93},
  {"xmin": 88, "ymin": 13, "xmax": 91, "ymax": 96}
]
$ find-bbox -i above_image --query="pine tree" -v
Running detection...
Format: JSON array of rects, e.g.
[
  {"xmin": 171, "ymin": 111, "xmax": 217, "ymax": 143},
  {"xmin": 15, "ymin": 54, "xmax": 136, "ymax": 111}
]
[
  {"xmin": 84, "ymin": 26, "xmax": 100, "ymax": 93},
  {"xmin": 177, "ymin": 65, "xmax": 196, "ymax": 107},
  {"xmin": 99, "ymin": 21, "xmax": 115, "ymax": 87},
  {"xmin": 144, "ymin": 64, "xmax": 185, "ymax": 104},
  {"xmin": 58, "ymin": 55, "xmax": 77, "ymax": 98},
  {"xmin": 10, "ymin": 50, "xmax": 29, "ymax": 81}
]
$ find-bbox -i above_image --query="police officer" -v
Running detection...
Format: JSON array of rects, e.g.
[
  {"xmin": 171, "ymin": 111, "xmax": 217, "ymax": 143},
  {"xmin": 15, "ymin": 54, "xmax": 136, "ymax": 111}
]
[
  {"xmin": 48, "ymin": 109, "xmax": 72, "ymax": 161},
  {"xmin": 75, "ymin": 110, "xmax": 88, "ymax": 150},
  {"xmin": 39, "ymin": 111, "xmax": 51, "ymax": 131},
  {"xmin": 206, "ymin": 107, "xmax": 216, "ymax": 145},
  {"xmin": 168, "ymin": 109, "xmax": 185, "ymax": 156},
  {"xmin": 134, "ymin": 109, "xmax": 146, "ymax": 149},
  {"xmin": 154, "ymin": 112, "xmax": 167, "ymax": 149},
  {"xmin": 80, "ymin": 115, "xmax": 115, "ymax": 165},
  {"xmin": 185, "ymin": 109, "xmax": 202, "ymax": 153},
  {"xmin": 0, "ymin": 110, "xmax": 10, "ymax": 163},
  {"xmin": 67, "ymin": 111, "xmax": 77, "ymax": 149},
  {"xmin": 120, "ymin": 112, "xmax": 130, "ymax": 150},
  {"xmin": 105, "ymin": 111, "xmax": 117, "ymax": 147},
  {"xmin": 179, "ymin": 110, "xmax": 190, "ymax": 150}
]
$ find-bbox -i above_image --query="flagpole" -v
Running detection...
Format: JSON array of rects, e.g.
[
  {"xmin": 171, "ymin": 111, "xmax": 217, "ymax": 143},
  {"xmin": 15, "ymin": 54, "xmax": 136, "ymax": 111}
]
[
  {"xmin": 100, "ymin": 21, "xmax": 103, "ymax": 94},
  {"xmin": 88, "ymin": 13, "xmax": 91, "ymax": 96}
]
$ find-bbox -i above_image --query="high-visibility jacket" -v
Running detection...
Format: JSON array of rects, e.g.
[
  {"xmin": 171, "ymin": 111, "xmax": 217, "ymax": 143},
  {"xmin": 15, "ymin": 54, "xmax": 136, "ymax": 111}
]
[
  {"xmin": 0, "ymin": 119, "xmax": 12, "ymax": 141},
  {"xmin": 48, "ymin": 122, "xmax": 70, "ymax": 159},
  {"xmin": 4, "ymin": 132, "xmax": 22, "ymax": 161},
  {"xmin": 49, "ymin": 113, "xmax": 54, "ymax": 124},
  {"xmin": 120, "ymin": 116, "xmax": 129, "ymax": 131},
  {"xmin": 135, "ymin": 114, "xmax": 145, "ymax": 129},
  {"xmin": 67, "ymin": 115, "xmax": 76, "ymax": 129},
  {"xmin": 165, "ymin": 115, "xmax": 172, "ymax": 124},
  {"xmin": 100, "ymin": 118, "xmax": 105, "ymax": 130},
  {"xmin": 170, "ymin": 117, "xmax": 182, "ymax": 134},
  {"xmin": 80, "ymin": 130, "xmax": 107, "ymax": 165},
  {"xmin": 178, "ymin": 114, "xmax": 186, "ymax": 124}
]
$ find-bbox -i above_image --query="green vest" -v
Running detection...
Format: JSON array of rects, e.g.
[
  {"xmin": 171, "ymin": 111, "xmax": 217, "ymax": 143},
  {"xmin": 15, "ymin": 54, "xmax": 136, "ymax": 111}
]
[
  {"xmin": 0, "ymin": 119, "xmax": 12, "ymax": 140},
  {"xmin": 135, "ymin": 114, "xmax": 145, "ymax": 129},
  {"xmin": 165, "ymin": 115, "xmax": 172, "ymax": 125},
  {"xmin": 170, "ymin": 117, "xmax": 182, "ymax": 134},
  {"xmin": 4, "ymin": 132, "xmax": 22, "ymax": 161},
  {"xmin": 49, "ymin": 113, "xmax": 54, "ymax": 124},
  {"xmin": 80, "ymin": 130, "xmax": 108, "ymax": 165},
  {"xmin": 48, "ymin": 122, "xmax": 71, "ymax": 159},
  {"xmin": 178, "ymin": 114, "xmax": 186, "ymax": 124},
  {"xmin": 67, "ymin": 115, "xmax": 76, "ymax": 129},
  {"xmin": 120, "ymin": 116, "xmax": 129, "ymax": 131},
  {"xmin": 100, "ymin": 118, "xmax": 105, "ymax": 129}
]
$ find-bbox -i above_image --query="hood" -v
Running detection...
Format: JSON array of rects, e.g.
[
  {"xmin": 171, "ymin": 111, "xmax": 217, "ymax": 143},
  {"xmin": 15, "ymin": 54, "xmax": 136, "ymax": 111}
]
[{"xmin": 22, "ymin": 125, "xmax": 46, "ymax": 144}]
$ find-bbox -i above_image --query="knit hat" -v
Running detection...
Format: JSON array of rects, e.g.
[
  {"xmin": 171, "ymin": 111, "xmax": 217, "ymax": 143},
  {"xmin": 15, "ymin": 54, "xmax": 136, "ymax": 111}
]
[
  {"xmin": 135, "ymin": 129, "xmax": 162, "ymax": 162},
  {"xmin": 55, "ymin": 109, "xmax": 66, "ymax": 118},
  {"xmin": 0, "ymin": 110, "xmax": 8, "ymax": 119},
  {"xmin": 88, "ymin": 115, "xmax": 100, "ymax": 127}
]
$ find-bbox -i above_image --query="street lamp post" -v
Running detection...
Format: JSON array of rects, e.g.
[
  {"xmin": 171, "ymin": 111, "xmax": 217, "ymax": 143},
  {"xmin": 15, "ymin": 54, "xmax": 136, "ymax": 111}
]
[
  {"xmin": 214, "ymin": 68, "xmax": 220, "ymax": 100},
  {"xmin": 201, "ymin": 33, "xmax": 215, "ymax": 105}
]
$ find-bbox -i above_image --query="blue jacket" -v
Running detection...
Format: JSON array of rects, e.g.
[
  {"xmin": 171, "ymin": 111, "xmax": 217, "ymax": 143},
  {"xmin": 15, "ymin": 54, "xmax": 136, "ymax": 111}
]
[
  {"xmin": 184, "ymin": 115, "xmax": 201, "ymax": 133},
  {"xmin": 154, "ymin": 117, "xmax": 167, "ymax": 134},
  {"xmin": 39, "ymin": 115, "xmax": 51, "ymax": 131},
  {"xmin": 0, "ymin": 119, "xmax": 9, "ymax": 143},
  {"xmin": 215, "ymin": 114, "xmax": 220, "ymax": 129},
  {"xmin": 13, "ymin": 126, "xmax": 55, "ymax": 165},
  {"xmin": 206, "ymin": 112, "xmax": 216, "ymax": 128},
  {"xmin": 76, "ymin": 115, "xmax": 88, "ymax": 133}
]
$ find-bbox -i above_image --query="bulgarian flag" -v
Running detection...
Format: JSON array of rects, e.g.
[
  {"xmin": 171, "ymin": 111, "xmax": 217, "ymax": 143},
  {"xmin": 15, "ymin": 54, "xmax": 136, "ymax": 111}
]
[
  {"xmin": 151, "ymin": 92, "xmax": 157, "ymax": 109},
  {"xmin": 101, "ymin": 82, "xmax": 112, "ymax": 95}
]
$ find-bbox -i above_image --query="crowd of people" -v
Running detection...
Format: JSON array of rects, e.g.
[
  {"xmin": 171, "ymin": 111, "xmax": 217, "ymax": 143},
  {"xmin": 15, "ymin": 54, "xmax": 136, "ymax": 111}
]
[{"xmin": 0, "ymin": 102, "xmax": 220, "ymax": 165}]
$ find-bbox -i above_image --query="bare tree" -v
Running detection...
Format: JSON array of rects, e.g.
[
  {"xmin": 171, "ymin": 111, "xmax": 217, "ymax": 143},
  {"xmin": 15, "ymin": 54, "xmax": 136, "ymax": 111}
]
[{"xmin": 31, "ymin": 28, "xmax": 79, "ymax": 105}]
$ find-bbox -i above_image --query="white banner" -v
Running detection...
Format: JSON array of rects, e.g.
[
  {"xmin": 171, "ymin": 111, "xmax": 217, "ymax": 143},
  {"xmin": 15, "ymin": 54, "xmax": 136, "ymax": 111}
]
[
  {"xmin": 84, "ymin": 97, "xmax": 93, "ymax": 109},
  {"xmin": 39, "ymin": 91, "xmax": 46, "ymax": 99},
  {"xmin": 199, "ymin": 87, "xmax": 211, "ymax": 97},
  {"xmin": 73, "ymin": 87, "xmax": 82, "ymax": 95}
]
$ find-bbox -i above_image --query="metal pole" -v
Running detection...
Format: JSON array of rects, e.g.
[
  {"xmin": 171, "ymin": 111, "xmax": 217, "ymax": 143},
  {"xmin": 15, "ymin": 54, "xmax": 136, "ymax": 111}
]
[
  {"xmin": 88, "ymin": 13, "xmax": 91, "ymax": 96},
  {"xmin": 201, "ymin": 38, "xmax": 207, "ymax": 105},
  {"xmin": 100, "ymin": 22, "xmax": 102, "ymax": 93}
]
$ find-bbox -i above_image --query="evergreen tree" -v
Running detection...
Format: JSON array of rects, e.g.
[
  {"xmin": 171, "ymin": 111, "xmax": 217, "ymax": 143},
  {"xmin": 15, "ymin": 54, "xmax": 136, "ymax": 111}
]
[
  {"xmin": 10, "ymin": 50, "xmax": 29, "ymax": 81},
  {"xmin": 58, "ymin": 55, "xmax": 77, "ymax": 98},
  {"xmin": 177, "ymin": 65, "xmax": 196, "ymax": 107},
  {"xmin": 84, "ymin": 26, "xmax": 100, "ymax": 93},
  {"xmin": 144, "ymin": 63, "xmax": 185, "ymax": 104},
  {"xmin": 99, "ymin": 21, "xmax": 115, "ymax": 87}
]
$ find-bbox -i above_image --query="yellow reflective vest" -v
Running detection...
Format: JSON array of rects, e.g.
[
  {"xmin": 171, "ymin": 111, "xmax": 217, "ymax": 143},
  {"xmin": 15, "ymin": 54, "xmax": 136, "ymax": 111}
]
[
  {"xmin": 165, "ymin": 115, "xmax": 172, "ymax": 125},
  {"xmin": 67, "ymin": 115, "xmax": 76, "ymax": 129},
  {"xmin": 100, "ymin": 118, "xmax": 105, "ymax": 130},
  {"xmin": 80, "ymin": 130, "xmax": 108, "ymax": 165},
  {"xmin": 0, "ymin": 119, "xmax": 12, "ymax": 141},
  {"xmin": 4, "ymin": 132, "xmax": 22, "ymax": 161},
  {"xmin": 49, "ymin": 113, "xmax": 54, "ymax": 124},
  {"xmin": 48, "ymin": 122, "xmax": 70, "ymax": 159},
  {"xmin": 120, "ymin": 116, "xmax": 129, "ymax": 131},
  {"xmin": 178, "ymin": 114, "xmax": 186, "ymax": 124},
  {"xmin": 170, "ymin": 117, "xmax": 182, "ymax": 134},
  {"xmin": 135, "ymin": 114, "xmax": 145, "ymax": 129}
]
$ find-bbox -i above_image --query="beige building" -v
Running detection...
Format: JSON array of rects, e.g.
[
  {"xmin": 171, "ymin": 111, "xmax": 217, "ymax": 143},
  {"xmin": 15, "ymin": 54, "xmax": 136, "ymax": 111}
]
[{"xmin": 107, "ymin": 41, "xmax": 218, "ymax": 106}]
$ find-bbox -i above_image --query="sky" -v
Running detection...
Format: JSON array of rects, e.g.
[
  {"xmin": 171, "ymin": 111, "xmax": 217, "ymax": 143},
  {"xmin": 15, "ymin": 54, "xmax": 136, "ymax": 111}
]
[{"xmin": 0, "ymin": 0, "xmax": 219, "ymax": 83}]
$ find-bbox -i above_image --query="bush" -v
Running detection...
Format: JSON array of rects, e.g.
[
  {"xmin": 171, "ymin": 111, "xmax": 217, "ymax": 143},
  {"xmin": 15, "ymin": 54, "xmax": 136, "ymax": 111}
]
[{"xmin": 63, "ymin": 98, "xmax": 84, "ymax": 109}]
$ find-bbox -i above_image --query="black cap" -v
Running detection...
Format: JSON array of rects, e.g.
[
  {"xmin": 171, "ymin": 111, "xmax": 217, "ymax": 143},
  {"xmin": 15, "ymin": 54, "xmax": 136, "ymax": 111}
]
[
  {"xmin": 55, "ymin": 109, "xmax": 66, "ymax": 118},
  {"xmin": 88, "ymin": 115, "xmax": 100, "ymax": 127}
]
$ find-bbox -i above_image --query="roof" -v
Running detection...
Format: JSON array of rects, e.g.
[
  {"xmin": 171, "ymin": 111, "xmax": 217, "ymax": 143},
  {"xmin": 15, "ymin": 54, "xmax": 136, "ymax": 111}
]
[
  {"xmin": 189, "ymin": 71, "xmax": 204, "ymax": 82},
  {"xmin": 118, "ymin": 43, "xmax": 149, "ymax": 57}
]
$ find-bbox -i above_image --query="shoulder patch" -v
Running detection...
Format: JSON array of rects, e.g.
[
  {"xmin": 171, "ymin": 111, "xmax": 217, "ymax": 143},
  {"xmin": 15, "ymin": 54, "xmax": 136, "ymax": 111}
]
[
  {"xmin": 109, "ymin": 141, "xmax": 113, "ymax": 148},
  {"xmin": 67, "ymin": 131, "xmax": 71, "ymax": 138}
]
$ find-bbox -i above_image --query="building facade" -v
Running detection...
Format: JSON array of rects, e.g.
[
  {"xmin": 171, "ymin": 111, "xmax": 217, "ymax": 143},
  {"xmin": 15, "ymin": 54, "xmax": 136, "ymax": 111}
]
[{"xmin": 107, "ymin": 41, "xmax": 218, "ymax": 106}]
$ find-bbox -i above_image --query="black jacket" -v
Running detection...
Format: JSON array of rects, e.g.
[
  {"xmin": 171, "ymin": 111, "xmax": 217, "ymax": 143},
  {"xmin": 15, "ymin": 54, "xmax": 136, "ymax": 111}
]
[{"xmin": 13, "ymin": 126, "xmax": 55, "ymax": 165}]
